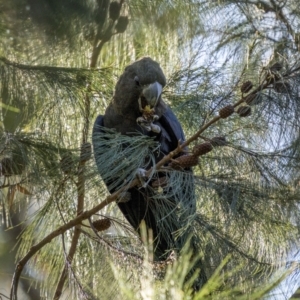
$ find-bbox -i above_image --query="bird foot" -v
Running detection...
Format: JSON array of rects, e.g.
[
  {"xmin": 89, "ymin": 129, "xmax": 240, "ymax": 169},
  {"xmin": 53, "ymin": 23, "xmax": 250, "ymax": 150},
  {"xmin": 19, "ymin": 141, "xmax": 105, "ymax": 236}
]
[
  {"xmin": 136, "ymin": 168, "xmax": 148, "ymax": 188},
  {"xmin": 150, "ymin": 123, "xmax": 161, "ymax": 133},
  {"xmin": 136, "ymin": 117, "xmax": 151, "ymax": 131},
  {"xmin": 152, "ymin": 114, "xmax": 159, "ymax": 121},
  {"xmin": 136, "ymin": 117, "xmax": 161, "ymax": 133}
]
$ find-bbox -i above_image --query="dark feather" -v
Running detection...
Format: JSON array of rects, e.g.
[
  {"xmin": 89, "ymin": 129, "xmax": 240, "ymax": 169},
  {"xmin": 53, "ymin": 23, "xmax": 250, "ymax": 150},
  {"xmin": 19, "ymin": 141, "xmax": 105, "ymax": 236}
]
[{"xmin": 92, "ymin": 58, "xmax": 195, "ymax": 260}]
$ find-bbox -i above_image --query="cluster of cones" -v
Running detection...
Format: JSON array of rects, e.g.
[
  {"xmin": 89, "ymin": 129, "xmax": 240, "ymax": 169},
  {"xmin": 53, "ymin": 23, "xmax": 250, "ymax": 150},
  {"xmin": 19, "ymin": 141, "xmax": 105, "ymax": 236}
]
[
  {"xmin": 83, "ymin": 62, "xmax": 290, "ymax": 230},
  {"xmin": 167, "ymin": 136, "xmax": 227, "ymax": 171},
  {"xmin": 166, "ymin": 61, "xmax": 288, "ymax": 172}
]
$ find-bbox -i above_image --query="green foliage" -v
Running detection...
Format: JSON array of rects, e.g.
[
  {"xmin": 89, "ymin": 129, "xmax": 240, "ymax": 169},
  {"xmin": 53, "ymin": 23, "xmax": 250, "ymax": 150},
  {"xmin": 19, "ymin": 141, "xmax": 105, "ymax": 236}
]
[
  {"xmin": 111, "ymin": 232, "xmax": 292, "ymax": 300},
  {"xmin": 1, "ymin": 0, "xmax": 300, "ymax": 299}
]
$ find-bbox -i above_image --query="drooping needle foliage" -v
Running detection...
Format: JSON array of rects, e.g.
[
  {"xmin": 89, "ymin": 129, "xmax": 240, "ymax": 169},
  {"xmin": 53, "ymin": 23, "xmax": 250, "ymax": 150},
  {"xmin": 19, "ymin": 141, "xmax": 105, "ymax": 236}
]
[{"xmin": 1, "ymin": 0, "xmax": 300, "ymax": 299}]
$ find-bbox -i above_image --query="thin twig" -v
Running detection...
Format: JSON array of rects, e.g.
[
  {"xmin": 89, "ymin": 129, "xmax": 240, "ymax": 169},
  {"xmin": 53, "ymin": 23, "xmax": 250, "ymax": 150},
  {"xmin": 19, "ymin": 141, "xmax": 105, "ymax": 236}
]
[{"xmin": 0, "ymin": 56, "xmax": 106, "ymax": 73}]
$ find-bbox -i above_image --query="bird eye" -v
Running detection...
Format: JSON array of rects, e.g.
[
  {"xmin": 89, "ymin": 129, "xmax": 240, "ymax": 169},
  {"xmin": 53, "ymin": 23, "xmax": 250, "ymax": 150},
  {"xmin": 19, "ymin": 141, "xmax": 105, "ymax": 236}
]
[{"xmin": 134, "ymin": 76, "xmax": 140, "ymax": 86}]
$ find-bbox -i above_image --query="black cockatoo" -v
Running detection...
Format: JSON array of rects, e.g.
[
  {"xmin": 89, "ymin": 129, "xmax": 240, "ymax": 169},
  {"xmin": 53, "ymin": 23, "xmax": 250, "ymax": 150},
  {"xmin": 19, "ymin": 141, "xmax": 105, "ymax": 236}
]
[{"xmin": 93, "ymin": 57, "xmax": 196, "ymax": 261}]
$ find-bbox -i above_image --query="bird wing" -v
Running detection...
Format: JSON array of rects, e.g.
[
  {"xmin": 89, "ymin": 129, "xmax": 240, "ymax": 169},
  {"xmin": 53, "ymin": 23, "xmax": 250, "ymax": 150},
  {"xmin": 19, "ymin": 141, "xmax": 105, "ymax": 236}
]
[
  {"xmin": 152, "ymin": 106, "xmax": 186, "ymax": 156},
  {"xmin": 93, "ymin": 108, "xmax": 195, "ymax": 260},
  {"xmin": 92, "ymin": 114, "xmax": 157, "ymax": 228}
]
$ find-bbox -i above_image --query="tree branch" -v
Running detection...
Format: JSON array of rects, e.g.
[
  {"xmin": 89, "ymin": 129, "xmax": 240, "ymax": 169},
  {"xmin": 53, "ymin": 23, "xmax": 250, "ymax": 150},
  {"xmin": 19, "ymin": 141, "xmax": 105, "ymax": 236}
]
[
  {"xmin": 10, "ymin": 186, "xmax": 125, "ymax": 300},
  {"xmin": 53, "ymin": 1, "xmax": 128, "ymax": 296},
  {"xmin": 10, "ymin": 61, "xmax": 279, "ymax": 300}
]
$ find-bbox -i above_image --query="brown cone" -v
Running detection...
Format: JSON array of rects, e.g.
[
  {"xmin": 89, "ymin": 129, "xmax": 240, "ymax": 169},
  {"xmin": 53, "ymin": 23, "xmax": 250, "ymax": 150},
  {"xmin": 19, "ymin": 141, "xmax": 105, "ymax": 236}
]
[
  {"xmin": 241, "ymin": 81, "xmax": 253, "ymax": 93},
  {"xmin": 192, "ymin": 142, "xmax": 213, "ymax": 156},
  {"xmin": 92, "ymin": 219, "xmax": 111, "ymax": 232},
  {"xmin": 169, "ymin": 155, "xmax": 198, "ymax": 169},
  {"xmin": 219, "ymin": 105, "xmax": 234, "ymax": 118},
  {"xmin": 0, "ymin": 157, "xmax": 14, "ymax": 176},
  {"xmin": 237, "ymin": 105, "xmax": 251, "ymax": 117},
  {"xmin": 115, "ymin": 16, "xmax": 129, "ymax": 33},
  {"xmin": 109, "ymin": 1, "xmax": 121, "ymax": 21}
]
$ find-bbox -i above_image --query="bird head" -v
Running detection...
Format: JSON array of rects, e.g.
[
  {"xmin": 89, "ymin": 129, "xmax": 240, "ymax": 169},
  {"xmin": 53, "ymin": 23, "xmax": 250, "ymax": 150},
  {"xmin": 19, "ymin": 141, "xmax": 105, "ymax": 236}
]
[{"xmin": 113, "ymin": 57, "xmax": 166, "ymax": 118}]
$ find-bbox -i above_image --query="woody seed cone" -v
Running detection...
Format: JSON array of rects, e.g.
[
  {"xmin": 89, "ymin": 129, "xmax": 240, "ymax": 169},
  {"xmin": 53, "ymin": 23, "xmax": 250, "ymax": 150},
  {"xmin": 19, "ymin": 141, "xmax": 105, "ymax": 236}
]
[
  {"xmin": 241, "ymin": 81, "xmax": 253, "ymax": 93},
  {"xmin": 192, "ymin": 142, "xmax": 213, "ymax": 156},
  {"xmin": 169, "ymin": 155, "xmax": 198, "ymax": 169},
  {"xmin": 219, "ymin": 105, "xmax": 235, "ymax": 118},
  {"xmin": 92, "ymin": 219, "xmax": 111, "ymax": 232}
]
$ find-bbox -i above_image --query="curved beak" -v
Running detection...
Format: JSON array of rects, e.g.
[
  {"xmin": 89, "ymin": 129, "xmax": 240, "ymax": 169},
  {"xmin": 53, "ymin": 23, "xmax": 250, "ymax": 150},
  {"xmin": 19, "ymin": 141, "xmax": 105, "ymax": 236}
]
[{"xmin": 142, "ymin": 81, "xmax": 163, "ymax": 108}]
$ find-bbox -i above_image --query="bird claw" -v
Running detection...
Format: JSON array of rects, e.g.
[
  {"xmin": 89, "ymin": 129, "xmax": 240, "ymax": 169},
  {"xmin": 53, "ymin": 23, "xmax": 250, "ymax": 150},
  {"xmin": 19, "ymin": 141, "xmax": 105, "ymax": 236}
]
[
  {"xmin": 150, "ymin": 123, "xmax": 161, "ymax": 133},
  {"xmin": 136, "ymin": 117, "xmax": 151, "ymax": 131},
  {"xmin": 153, "ymin": 114, "xmax": 159, "ymax": 121},
  {"xmin": 136, "ymin": 168, "xmax": 148, "ymax": 188},
  {"xmin": 136, "ymin": 117, "xmax": 161, "ymax": 133}
]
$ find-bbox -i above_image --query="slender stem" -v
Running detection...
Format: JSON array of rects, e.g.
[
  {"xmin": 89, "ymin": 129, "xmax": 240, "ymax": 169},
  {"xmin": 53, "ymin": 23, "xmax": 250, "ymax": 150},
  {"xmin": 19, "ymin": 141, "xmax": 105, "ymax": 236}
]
[
  {"xmin": 53, "ymin": 100, "xmax": 89, "ymax": 300},
  {"xmin": 53, "ymin": 86, "xmax": 91, "ymax": 299},
  {"xmin": 54, "ymin": 90, "xmax": 91, "ymax": 298},
  {"xmin": 53, "ymin": 228, "xmax": 81, "ymax": 299},
  {"xmin": 53, "ymin": 8, "xmax": 114, "ymax": 297},
  {"xmin": 53, "ymin": 22, "xmax": 107, "ymax": 299}
]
